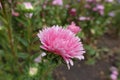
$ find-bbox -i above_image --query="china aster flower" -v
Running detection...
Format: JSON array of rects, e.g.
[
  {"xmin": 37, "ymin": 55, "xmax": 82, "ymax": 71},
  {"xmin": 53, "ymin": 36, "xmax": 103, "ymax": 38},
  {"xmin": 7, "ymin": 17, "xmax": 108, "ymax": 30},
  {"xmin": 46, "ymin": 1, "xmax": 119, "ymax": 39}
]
[
  {"xmin": 67, "ymin": 22, "xmax": 81, "ymax": 34},
  {"xmin": 23, "ymin": 2, "xmax": 33, "ymax": 10},
  {"xmin": 52, "ymin": 0, "xmax": 63, "ymax": 6},
  {"xmin": 34, "ymin": 52, "xmax": 46, "ymax": 63},
  {"xmin": 69, "ymin": 8, "xmax": 77, "ymax": 16},
  {"xmin": 37, "ymin": 26, "xmax": 85, "ymax": 69},
  {"xmin": 108, "ymin": 11, "xmax": 115, "ymax": 17},
  {"xmin": 79, "ymin": 16, "xmax": 90, "ymax": 21},
  {"xmin": 95, "ymin": 4, "xmax": 104, "ymax": 15},
  {"xmin": 110, "ymin": 66, "xmax": 119, "ymax": 80},
  {"xmin": 12, "ymin": 10, "xmax": 19, "ymax": 17},
  {"xmin": 106, "ymin": 0, "xmax": 113, "ymax": 3}
]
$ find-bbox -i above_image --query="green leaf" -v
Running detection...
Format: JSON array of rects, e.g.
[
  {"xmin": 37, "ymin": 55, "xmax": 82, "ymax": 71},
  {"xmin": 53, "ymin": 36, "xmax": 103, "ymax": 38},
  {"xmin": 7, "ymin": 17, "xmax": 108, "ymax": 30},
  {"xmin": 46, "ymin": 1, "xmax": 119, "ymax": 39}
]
[
  {"xmin": 0, "ymin": 50, "xmax": 4, "ymax": 56},
  {"xmin": 0, "ymin": 15, "xmax": 8, "ymax": 25},
  {"xmin": 86, "ymin": 58, "xmax": 96, "ymax": 65},
  {"xmin": 17, "ymin": 52, "xmax": 29, "ymax": 59},
  {"xmin": 16, "ymin": 36, "xmax": 28, "ymax": 47},
  {"xmin": 85, "ymin": 45, "xmax": 96, "ymax": 56},
  {"xmin": 16, "ymin": 18, "xmax": 28, "ymax": 27}
]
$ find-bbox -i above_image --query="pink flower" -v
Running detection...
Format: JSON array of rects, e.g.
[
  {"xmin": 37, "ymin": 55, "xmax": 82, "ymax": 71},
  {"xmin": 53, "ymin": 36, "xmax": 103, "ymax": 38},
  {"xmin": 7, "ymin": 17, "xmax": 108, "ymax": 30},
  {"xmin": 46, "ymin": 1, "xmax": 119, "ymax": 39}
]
[
  {"xmin": 96, "ymin": 4, "xmax": 104, "ymax": 10},
  {"xmin": 12, "ymin": 10, "xmax": 19, "ymax": 17},
  {"xmin": 93, "ymin": 7, "xmax": 97, "ymax": 11},
  {"xmin": 99, "ymin": 10, "xmax": 104, "ymax": 15},
  {"xmin": 85, "ymin": 4, "xmax": 91, "ymax": 9},
  {"xmin": 65, "ymin": 4, "xmax": 70, "ymax": 9},
  {"xmin": 67, "ymin": 22, "xmax": 81, "ymax": 34},
  {"xmin": 0, "ymin": 2, "xmax": 2, "ymax": 9},
  {"xmin": 110, "ymin": 66, "xmax": 119, "ymax": 80},
  {"xmin": 110, "ymin": 66, "xmax": 118, "ymax": 73},
  {"xmin": 34, "ymin": 52, "xmax": 46, "ymax": 63},
  {"xmin": 108, "ymin": 12, "xmax": 115, "ymax": 17},
  {"xmin": 23, "ymin": 2, "xmax": 33, "ymax": 10},
  {"xmin": 37, "ymin": 26, "xmax": 85, "ymax": 69},
  {"xmin": 110, "ymin": 74, "xmax": 117, "ymax": 80},
  {"xmin": 79, "ymin": 16, "xmax": 90, "ymax": 21},
  {"xmin": 86, "ymin": 0, "xmax": 95, "ymax": 3},
  {"xmin": 25, "ymin": 13, "xmax": 33, "ymax": 18},
  {"xmin": 52, "ymin": 0, "xmax": 63, "ymax": 6},
  {"xmin": 86, "ymin": 0, "xmax": 93, "ymax": 2},
  {"xmin": 106, "ymin": 0, "xmax": 113, "ymax": 2},
  {"xmin": 93, "ymin": 4, "xmax": 104, "ymax": 15},
  {"xmin": 69, "ymin": 8, "xmax": 77, "ymax": 16}
]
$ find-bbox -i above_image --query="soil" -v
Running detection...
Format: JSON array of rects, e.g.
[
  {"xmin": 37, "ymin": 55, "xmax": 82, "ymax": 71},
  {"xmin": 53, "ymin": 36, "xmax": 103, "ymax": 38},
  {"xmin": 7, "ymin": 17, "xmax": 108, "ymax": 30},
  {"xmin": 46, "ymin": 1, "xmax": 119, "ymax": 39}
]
[{"xmin": 53, "ymin": 33, "xmax": 120, "ymax": 80}]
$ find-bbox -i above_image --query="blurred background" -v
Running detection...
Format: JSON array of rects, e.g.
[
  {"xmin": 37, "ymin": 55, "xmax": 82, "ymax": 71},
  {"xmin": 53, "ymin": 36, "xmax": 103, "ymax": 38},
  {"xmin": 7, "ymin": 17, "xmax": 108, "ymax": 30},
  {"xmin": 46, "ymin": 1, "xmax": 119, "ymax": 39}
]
[{"xmin": 0, "ymin": 0, "xmax": 120, "ymax": 80}]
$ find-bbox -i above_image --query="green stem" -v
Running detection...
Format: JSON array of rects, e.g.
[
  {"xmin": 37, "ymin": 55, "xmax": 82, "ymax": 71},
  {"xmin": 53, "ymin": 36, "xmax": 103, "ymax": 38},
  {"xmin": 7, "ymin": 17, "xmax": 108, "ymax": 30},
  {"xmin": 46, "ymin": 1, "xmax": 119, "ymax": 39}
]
[
  {"xmin": 1, "ymin": 1, "xmax": 23, "ymax": 74},
  {"xmin": 26, "ymin": 19, "xmax": 32, "ymax": 61},
  {"xmin": 1, "ymin": 0, "xmax": 17, "ymax": 60}
]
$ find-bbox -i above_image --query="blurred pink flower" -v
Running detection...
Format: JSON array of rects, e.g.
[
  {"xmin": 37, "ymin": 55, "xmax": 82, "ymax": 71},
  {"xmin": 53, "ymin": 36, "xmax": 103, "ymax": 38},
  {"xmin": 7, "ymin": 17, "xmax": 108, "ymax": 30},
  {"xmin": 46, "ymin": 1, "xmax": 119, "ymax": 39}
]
[
  {"xmin": 67, "ymin": 22, "xmax": 81, "ymax": 34},
  {"xmin": 110, "ymin": 66, "xmax": 119, "ymax": 75},
  {"xmin": 69, "ymin": 8, "xmax": 76, "ymax": 16},
  {"xmin": 12, "ymin": 10, "xmax": 19, "ymax": 17},
  {"xmin": 86, "ymin": 0, "xmax": 93, "ymax": 2},
  {"xmin": 96, "ymin": 4, "xmax": 104, "ymax": 10},
  {"xmin": 43, "ymin": 4, "xmax": 46, "ymax": 9},
  {"xmin": 65, "ymin": 4, "xmax": 70, "ymax": 9},
  {"xmin": 25, "ymin": 13, "xmax": 33, "ymax": 18},
  {"xmin": 99, "ymin": 10, "xmax": 104, "ymax": 15},
  {"xmin": 108, "ymin": 12, "xmax": 115, "ymax": 17},
  {"xmin": 85, "ymin": 4, "xmax": 91, "ymax": 9},
  {"xmin": 79, "ymin": 16, "xmax": 90, "ymax": 21},
  {"xmin": 79, "ymin": 17, "xmax": 86, "ymax": 21},
  {"xmin": 112, "ymin": 70, "xmax": 119, "ymax": 76},
  {"xmin": 110, "ymin": 66, "xmax": 119, "ymax": 80},
  {"xmin": 0, "ymin": 2, "xmax": 2, "ymax": 9},
  {"xmin": 37, "ymin": 26, "xmax": 85, "ymax": 69},
  {"xmin": 52, "ymin": 0, "xmax": 63, "ymax": 6},
  {"xmin": 110, "ymin": 74, "xmax": 117, "ymax": 80},
  {"xmin": 34, "ymin": 52, "xmax": 46, "ymax": 63},
  {"xmin": 106, "ymin": 0, "xmax": 113, "ymax": 2},
  {"xmin": 93, "ymin": 7, "xmax": 97, "ymax": 11},
  {"xmin": 93, "ymin": 4, "xmax": 104, "ymax": 15},
  {"xmin": 23, "ymin": 2, "xmax": 33, "ymax": 9},
  {"xmin": 86, "ymin": 0, "xmax": 95, "ymax": 3}
]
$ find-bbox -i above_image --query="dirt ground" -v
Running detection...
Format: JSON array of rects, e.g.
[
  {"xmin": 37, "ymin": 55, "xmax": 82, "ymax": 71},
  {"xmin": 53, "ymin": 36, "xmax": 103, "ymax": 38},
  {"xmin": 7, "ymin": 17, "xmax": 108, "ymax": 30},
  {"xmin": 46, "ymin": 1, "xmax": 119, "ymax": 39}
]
[{"xmin": 53, "ymin": 33, "xmax": 120, "ymax": 80}]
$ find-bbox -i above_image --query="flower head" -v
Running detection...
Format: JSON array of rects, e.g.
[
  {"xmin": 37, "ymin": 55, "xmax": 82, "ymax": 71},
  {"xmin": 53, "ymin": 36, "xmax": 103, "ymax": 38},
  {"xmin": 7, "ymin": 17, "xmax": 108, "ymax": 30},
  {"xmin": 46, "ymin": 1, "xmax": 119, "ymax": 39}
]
[
  {"xmin": 23, "ymin": 2, "xmax": 33, "ymax": 10},
  {"xmin": 79, "ymin": 16, "xmax": 90, "ymax": 21},
  {"xmin": 110, "ymin": 66, "xmax": 119, "ymax": 80},
  {"xmin": 108, "ymin": 12, "xmax": 115, "ymax": 17},
  {"xmin": 96, "ymin": 4, "xmax": 104, "ymax": 10},
  {"xmin": 29, "ymin": 67, "xmax": 38, "ymax": 76},
  {"xmin": 67, "ymin": 22, "xmax": 81, "ymax": 34},
  {"xmin": 110, "ymin": 74, "xmax": 117, "ymax": 80},
  {"xmin": 69, "ymin": 8, "xmax": 77, "ymax": 16},
  {"xmin": 106, "ymin": 0, "xmax": 113, "ymax": 2},
  {"xmin": 52, "ymin": 0, "xmax": 63, "ymax": 6},
  {"xmin": 12, "ymin": 10, "xmax": 19, "ymax": 17},
  {"xmin": 37, "ymin": 26, "xmax": 85, "ymax": 69},
  {"xmin": 34, "ymin": 52, "xmax": 46, "ymax": 63},
  {"xmin": 93, "ymin": 4, "xmax": 104, "ymax": 15},
  {"xmin": 85, "ymin": 4, "xmax": 91, "ymax": 9}
]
